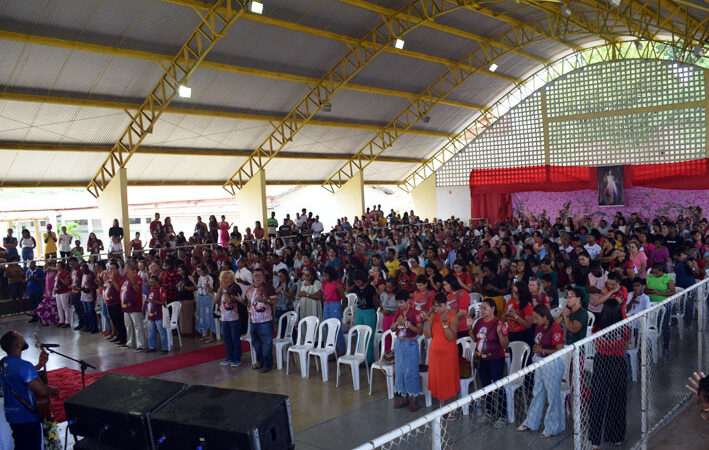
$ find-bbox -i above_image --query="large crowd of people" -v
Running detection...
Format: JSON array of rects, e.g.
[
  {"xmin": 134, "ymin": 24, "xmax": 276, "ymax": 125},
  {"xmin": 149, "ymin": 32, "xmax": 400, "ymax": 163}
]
[{"xmin": 1, "ymin": 204, "xmax": 708, "ymax": 447}]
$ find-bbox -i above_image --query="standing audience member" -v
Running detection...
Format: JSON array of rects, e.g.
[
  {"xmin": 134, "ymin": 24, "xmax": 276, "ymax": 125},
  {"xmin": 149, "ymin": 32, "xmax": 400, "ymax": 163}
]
[
  {"xmin": 321, "ymin": 266, "xmax": 345, "ymax": 353},
  {"xmin": 121, "ymin": 263, "xmax": 145, "ymax": 350},
  {"xmin": 25, "ymin": 261, "xmax": 44, "ymax": 323},
  {"xmin": 518, "ymin": 304, "xmax": 565, "ymax": 437},
  {"xmin": 4, "ymin": 259, "xmax": 24, "ymax": 311},
  {"xmin": 645, "ymin": 262, "xmax": 676, "ymax": 356},
  {"xmin": 108, "ymin": 219, "xmax": 124, "ymax": 244},
  {"xmin": 79, "ymin": 263, "xmax": 99, "ymax": 334},
  {"xmin": 195, "ymin": 265, "xmax": 216, "ymax": 342},
  {"xmin": 19, "ymin": 230, "xmax": 36, "ymax": 266},
  {"xmin": 53, "ymin": 261, "xmax": 72, "ymax": 328},
  {"xmin": 215, "ymin": 271, "xmax": 243, "ymax": 367},
  {"xmin": 3, "ymin": 229, "xmax": 19, "ymax": 261},
  {"xmin": 350, "ymin": 269, "xmax": 380, "ymax": 364},
  {"xmin": 58, "ymin": 226, "xmax": 72, "ymax": 260},
  {"xmin": 424, "ymin": 293, "xmax": 461, "ymax": 414},
  {"xmin": 42, "ymin": 225, "xmax": 57, "ymax": 261},
  {"xmin": 297, "ymin": 267, "xmax": 323, "ymax": 321},
  {"xmin": 35, "ymin": 260, "xmax": 58, "ymax": 326},
  {"xmin": 392, "ymin": 291, "xmax": 424, "ymax": 412},
  {"xmin": 245, "ymin": 269, "xmax": 277, "ymax": 373},
  {"xmin": 145, "ymin": 276, "xmax": 169, "ymax": 353},
  {"xmin": 588, "ymin": 298, "xmax": 630, "ymax": 449},
  {"xmin": 471, "ymin": 298, "xmax": 509, "ymax": 428},
  {"xmin": 105, "ymin": 262, "xmax": 127, "ymax": 346}
]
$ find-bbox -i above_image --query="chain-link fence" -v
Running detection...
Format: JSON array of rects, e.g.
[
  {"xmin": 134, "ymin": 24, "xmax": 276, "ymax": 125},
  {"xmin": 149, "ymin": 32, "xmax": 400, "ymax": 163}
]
[{"xmin": 355, "ymin": 277, "xmax": 709, "ymax": 450}]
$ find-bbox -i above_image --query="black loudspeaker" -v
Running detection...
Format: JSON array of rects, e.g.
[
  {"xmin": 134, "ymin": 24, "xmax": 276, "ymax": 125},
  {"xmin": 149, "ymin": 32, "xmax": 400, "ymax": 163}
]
[
  {"xmin": 150, "ymin": 385, "xmax": 295, "ymax": 450},
  {"xmin": 64, "ymin": 373, "xmax": 186, "ymax": 449}
]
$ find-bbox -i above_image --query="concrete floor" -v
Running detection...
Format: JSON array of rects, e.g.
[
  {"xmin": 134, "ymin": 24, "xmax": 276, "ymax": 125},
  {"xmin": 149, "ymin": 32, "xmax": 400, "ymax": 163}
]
[{"xmin": 1, "ymin": 312, "xmax": 706, "ymax": 449}]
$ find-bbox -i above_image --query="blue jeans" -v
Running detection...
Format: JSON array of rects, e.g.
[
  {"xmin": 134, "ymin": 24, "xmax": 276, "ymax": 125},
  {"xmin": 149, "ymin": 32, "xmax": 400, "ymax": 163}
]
[
  {"xmin": 81, "ymin": 301, "xmax": 98, "ymax": 331},
  {"xmin": 251, "ymin": 321, "xmax": 274, "ymax": 369},
  {"xmin": 394, "ymin": 339, "xmax": 421, "ymax": 396},
  {"xmin": 148, "ymin": 319, "xmax": 169, "ymax": 351},
  {"xmin": 10, "ymin": 422, "xmax": 42, "ymax": 450},
  {"xmin": 21, "ymin": 247, "xmax": 34, "ymax": 264},
  {"xmin": 323, "ymin": 302, "xmax": 345, "ymax": 354},
  {"xmin": 71, "ymin": 293, "xmax": 86, "ymax": 327},
  {"xmin": 522, "ymin": 356, "xmax": 565, "ymax": 435},
  {"xmin": 355, "ymin": 308, "xmax": 376, "ymax": 364},
  {"xmin": 196, "ymin": 294, "xmax": 214, "ymax": 334},
  {"xmin": 222, "ymin": 320, "xmax": 241, "ymax": 363},
  {"xmin": 479, "ymin": 358, "xmax": 507, "ymax": 418},
  {"xmin": 98, "ymin": 294, "xmax": 111, "ymax": 331}
]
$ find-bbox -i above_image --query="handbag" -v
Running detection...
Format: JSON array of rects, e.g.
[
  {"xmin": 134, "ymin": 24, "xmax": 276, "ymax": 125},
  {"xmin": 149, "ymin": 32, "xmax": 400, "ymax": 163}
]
[
  {"xmin": 472, "ymin": 353, "xmax": 481, "ymax": 372},
  {"xmin": 458, "ymin": 357, "xmax": 472, "ymax": 379},
  {"xmin": 381, "ymin": 350, "xmax": 395, "ymax": 365}
]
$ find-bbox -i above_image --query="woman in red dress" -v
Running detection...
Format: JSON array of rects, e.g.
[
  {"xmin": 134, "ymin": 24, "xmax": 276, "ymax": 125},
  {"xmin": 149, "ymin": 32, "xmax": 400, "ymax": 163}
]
[{"xmin": 424, "ymin": 293, "xmax": 461, "ymax": 411}]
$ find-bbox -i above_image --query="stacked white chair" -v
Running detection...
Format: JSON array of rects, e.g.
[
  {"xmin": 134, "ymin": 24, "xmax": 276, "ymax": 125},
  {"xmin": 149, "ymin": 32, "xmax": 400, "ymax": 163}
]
[
  {"xmin": 308, "ymin": 318, "xmax": 341, "ymax": 381},
  {"xmin": 286, "ymin": 316, "xmax": 320, "ymax": 377},
  {"xmin": 336, "ymin": 325, "xmax": 372, "ymax": 391},
  {"xmin": 418, "ymin": 335, "xmax": 432, "ymax": 407},
  {"xmin": 162, "ymin": 302, "xmax": 183, "ymax": 350},
  {"xmin": 373, "ymin": 309, "xmax": 384, "ymax": 360}
]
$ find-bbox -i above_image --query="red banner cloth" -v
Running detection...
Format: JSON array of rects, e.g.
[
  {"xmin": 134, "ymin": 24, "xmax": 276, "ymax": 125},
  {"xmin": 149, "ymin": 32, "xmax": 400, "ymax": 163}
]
[{"xmin": 469, "ymin": 159, "xmax": 709, "ymax": 222}]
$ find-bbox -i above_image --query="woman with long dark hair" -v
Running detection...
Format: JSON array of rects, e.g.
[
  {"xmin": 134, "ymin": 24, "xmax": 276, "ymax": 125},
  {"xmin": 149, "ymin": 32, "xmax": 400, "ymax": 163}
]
[{"xmin": 504, "ymin": 281, "xmax": 535, "ymax": 360}]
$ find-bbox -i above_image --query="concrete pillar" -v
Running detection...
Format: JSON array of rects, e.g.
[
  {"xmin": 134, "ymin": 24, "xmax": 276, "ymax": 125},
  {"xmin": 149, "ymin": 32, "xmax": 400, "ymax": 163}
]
[
  {"xmin": 334, "ymin": 171, "xmax": 365, "ymax": 220},
  {"xmin": 235, "ymin": 169, "xmax": 268, "ymax": 232},
  {"xmin": 96, "ymin": 167, "xmax": 130, "ymax": 253},
  {"xmin": 410, "ymin": 173, "xmax": 437, "ymax": 222}
]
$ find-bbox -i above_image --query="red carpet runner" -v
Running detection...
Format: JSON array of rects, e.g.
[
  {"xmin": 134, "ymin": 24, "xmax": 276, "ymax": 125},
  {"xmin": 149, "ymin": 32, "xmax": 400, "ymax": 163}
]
[{"xmin": 47, "ymin": 342, "xmax": 250, "ymax": 422}]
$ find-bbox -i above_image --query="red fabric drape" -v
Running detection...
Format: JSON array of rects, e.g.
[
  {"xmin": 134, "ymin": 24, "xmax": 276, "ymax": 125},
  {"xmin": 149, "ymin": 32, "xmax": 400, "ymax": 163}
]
[{"xmin": 469, "ymin": 159, "xmax": 709, "ymax": 222}]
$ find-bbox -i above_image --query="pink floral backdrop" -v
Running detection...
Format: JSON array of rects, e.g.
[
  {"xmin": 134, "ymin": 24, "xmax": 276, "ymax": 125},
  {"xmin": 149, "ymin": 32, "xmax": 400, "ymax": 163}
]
[{"xmin": 511, "ymin": 187, "xmax": 709, "ymax": 222}]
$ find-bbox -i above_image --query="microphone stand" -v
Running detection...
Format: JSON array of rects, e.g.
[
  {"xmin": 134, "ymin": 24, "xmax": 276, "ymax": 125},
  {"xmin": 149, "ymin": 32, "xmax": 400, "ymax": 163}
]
[{"xmin": 44, "ymin": 347, "xmax": 96, "ymax": 388}]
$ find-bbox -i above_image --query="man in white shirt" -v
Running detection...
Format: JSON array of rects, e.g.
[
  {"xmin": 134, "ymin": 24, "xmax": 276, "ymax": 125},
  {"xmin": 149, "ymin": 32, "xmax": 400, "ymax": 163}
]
[
  {"xmin": 234, "ymin": 257, "xmax": 253, "ymax": 296},
  {"xmin": 583, "ymin": 233, "xmax": 602, "ymax": 260},
  {"xmin": 58, "ymin": 226, "xmax": 73, "ymax": 259},
  {"xmin": 311, "ymin": 216, "xmax": 324, "ymax": 238}
]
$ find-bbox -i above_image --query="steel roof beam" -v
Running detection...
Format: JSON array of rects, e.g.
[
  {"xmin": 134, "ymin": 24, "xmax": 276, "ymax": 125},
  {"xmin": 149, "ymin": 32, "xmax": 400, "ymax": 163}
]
[
  {"xmin": 0, "ymin": 180, "xmax": 398, "ymax": 188},
  {"xmin": 0, "ymin": 91, "xmax": 451, "ymax": 139},
  {"xmin": 221, "ymin": 0, "xmax": 472, "ymax": 196},
  {"xmin": 0, "ymin": 30, "xmax": 483, "ymax": 112},
  {"xmin": 160, "ymin": 0, "xmax": 522, "ymax": 83},
  {"xmin": 86, "ymin": 0, "xmax": 250, "ymax": 197},
  {"xmin": 0, "ymin": 141, "xmax": 426, "ymax": 163}
]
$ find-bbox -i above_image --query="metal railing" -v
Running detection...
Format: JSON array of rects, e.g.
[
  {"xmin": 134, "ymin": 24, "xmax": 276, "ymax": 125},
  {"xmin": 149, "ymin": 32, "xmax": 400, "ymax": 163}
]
[{"xmin": 354, "ymin": 277, "xmax": 709, "ymax": 450}]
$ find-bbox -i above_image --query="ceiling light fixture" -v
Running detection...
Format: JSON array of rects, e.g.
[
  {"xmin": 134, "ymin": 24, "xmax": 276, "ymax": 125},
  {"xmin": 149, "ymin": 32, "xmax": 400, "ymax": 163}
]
[
  {"xmin": 634, "ymin": 40, "xmax": 643, "ymax": 51},
  {"xmin": 178, "ymin": 84, "xmax": 192, "ymax": 98},
  {"xmin": 609, "ymin": 0, "xmax": 621, "ymax": 7},
  {"xmin": 422, "ymin": 115, "xmax": 431, "ymax": 123},
  {"xmin": 249, "ymin": 1, "xmax": 264, "ymax": 15},
  {"xmin": 488, "ymin": 63, "xmax": 498, "ymax": 73},
  {"xmin": 322, "ymin": 103, "xmax": 332, "ymax": 112},
  {"xmin": 394, "ymin": 38, "xmax": 405, "ymax": 50},
  {"xmin": 561, "ymin": 4, "xmax": 572, "ymax": 17}
]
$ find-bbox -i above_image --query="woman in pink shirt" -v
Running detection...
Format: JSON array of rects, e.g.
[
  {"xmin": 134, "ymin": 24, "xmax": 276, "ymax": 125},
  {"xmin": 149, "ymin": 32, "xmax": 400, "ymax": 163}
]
[{"xmin": 628, "ymin": 241, "xmax": 647, "ymax": 278}]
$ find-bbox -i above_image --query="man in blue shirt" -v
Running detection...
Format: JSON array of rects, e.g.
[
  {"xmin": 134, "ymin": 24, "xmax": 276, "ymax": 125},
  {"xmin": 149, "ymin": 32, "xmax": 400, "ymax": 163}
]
[
  {"xmin": 0, "ymin": 331, "xmax": 59, "ymax": 450},
  {"xmin": 25, "ymin": 261, "xmax": 45, "ymax": 323}
]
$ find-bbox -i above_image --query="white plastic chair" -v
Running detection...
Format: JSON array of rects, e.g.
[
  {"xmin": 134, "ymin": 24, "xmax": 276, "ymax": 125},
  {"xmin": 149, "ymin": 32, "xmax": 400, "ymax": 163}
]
[
  {"xmin": 273, "ymin": 311, "xmax": 298, "ymax": 370},
  {"xmin": 373, "ymin": 309, "xmax": 384, "ymax": 360},
  {"xmin": 670, "ymin": 288, "xmax": 686, "ymax": 340},
  {"xmin": 213, "ymin": 303, "xmax": 221, "ymax": 341},
  {"xmin": 342, "ymin": 305, "xmax": 355, "ymax": 333},
  {"xmin": 468, "ymin": 302, "xmax": 481, "ymax": 319},
  {"xmin": 560, "ymin": 351, "xmax": 574, "ymax": 414},
  {"xmin": 586, "ymin": 312, "xmax": 596, "ymax": 336},
  {"xmin": 287, "ymin": 316, "xmax": 320, "ymax": 377},
  {"xmin": 293, "ymin": 300, "xmax": 302, "ymax": 320},
  {"xmin": 583, "ymin": 313, "xmax": 597, "ymax": 373},
  {"xmin": 241, "ymin": 322, "xmax": 257, "ymax": 365},
  {"xmin": 625, "ymin": 328, "xmax": 641, "ymax": 382},
  {"xmin": 647, "ymin": 306, "xmax": 666, "ymax": 363},
  {"xmin": 505, "ymin": 341, "xmax": 530, "ymax": 423},
  {"xmin": 308, "ymin": 318, "xmax": 341, "ymax": 381},
  {"xmin": 469, "ymin": 292, "xmax": 484, "ymax": 304},
  {"xmin": 457, "ymin": 337, "xmax": 478, "ymax": 416},
  {"xmin": 418, "ymin": 335, "xmax": 432, "ymax": 407},
  {"xmin": 336, "ymin": 325, "xmax": 372, "ymax": 391},
  {"xmin": 346, "ymin": 293, "xmax": 358, "ymax": 309},
  {"xmin": 370, "ymin": 329, "xmax": 396, "ymax": 399},
  {"xmin": 162, "ymin": 302, "xmax": 183, "ymax": 350}
]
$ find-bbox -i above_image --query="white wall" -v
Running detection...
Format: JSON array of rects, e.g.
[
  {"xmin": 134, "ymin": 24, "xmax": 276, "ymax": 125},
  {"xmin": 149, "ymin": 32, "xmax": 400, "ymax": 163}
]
[{"xmin": 436, "ymin": 186, "xmax": 470, "ymax": 222}]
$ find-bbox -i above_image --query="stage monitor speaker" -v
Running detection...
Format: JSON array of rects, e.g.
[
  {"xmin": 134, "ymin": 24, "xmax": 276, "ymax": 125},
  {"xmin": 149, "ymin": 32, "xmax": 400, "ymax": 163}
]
[
  {"xmin": 64, "ymin": 373, "xmax": 186, "ymax": 449},
  {"xmin": 150, "ymin": 385, "xmax": 294, "ymax": 450}
]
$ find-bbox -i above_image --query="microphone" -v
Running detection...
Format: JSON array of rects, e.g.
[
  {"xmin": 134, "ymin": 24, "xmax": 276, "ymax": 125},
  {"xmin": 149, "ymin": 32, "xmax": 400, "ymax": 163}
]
[{"xmin": 33, "ymin": 333, "xmax": 60, "ymax": 349}]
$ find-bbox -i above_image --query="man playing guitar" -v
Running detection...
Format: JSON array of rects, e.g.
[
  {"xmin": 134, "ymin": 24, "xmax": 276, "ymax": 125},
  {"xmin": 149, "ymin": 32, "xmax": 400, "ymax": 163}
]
[{"xmin": 0, "ymin": 331, "xmax": 59, "ymax": 450}]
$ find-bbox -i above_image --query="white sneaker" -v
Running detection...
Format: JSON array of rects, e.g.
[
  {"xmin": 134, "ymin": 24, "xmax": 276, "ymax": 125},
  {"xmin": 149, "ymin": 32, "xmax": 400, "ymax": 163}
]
[
  {"xmin": 516, "ymin": 424, "xmax": 530, "ymax": 432},
  {"xmin": 230, "ymin": 361, "xmax": 241, "ymax": 368},
  {"xmin": 220, "ymin": 360, "xmax": 232, "ymax": 366}
]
